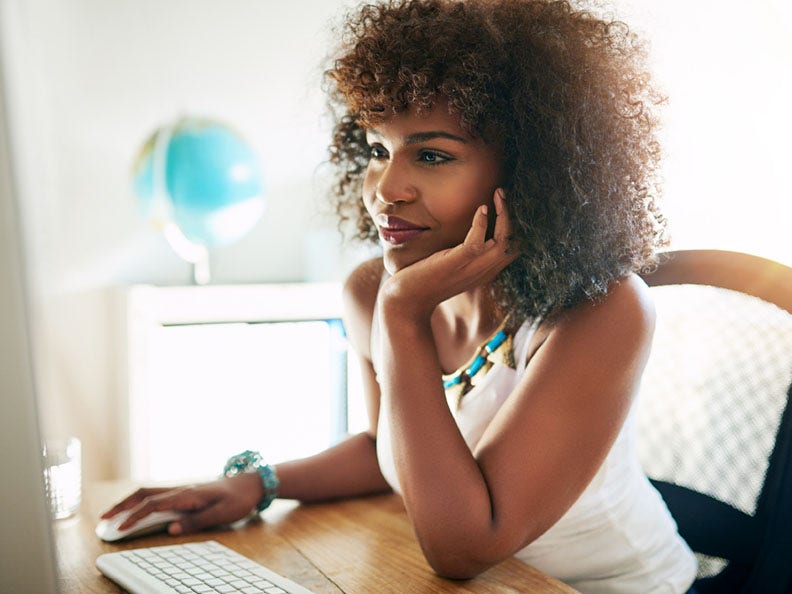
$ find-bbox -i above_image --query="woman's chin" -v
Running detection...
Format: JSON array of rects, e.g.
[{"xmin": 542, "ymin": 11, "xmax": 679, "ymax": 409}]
[{"xmin": 381, "ymin": 249, "xmax": 420, "ymax": 276}]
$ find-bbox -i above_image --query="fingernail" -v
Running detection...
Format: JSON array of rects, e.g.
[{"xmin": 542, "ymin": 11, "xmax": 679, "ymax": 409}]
[{"xmin": 481, "ymin": 204, "xmax": 488, "ymax": 215}]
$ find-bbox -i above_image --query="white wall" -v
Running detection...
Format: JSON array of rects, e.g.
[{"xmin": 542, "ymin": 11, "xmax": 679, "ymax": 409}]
[
  {"xmin": 2, "ymin": 0, "xmax": 363, "ymax": 480},
  {"xmin": 613, "ymin": 0, "xmax": 792, "ymax": 262},
  {"xmin": 1, "ymin": 0, "xmax": 790, "ymax": 481},
  {"xmin": 6, "ymin": 0, "xmax": 365, "ymax": 291}
]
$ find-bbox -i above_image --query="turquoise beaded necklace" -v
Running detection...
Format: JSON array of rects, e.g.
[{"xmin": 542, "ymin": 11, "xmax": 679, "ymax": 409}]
[
  {"xmin": 442, "ymin": 317, "xmax": 514, "ymax": 407},
  {"xmin": 443, "ymin": 328, "xmax": 509, "ymax": 390}
]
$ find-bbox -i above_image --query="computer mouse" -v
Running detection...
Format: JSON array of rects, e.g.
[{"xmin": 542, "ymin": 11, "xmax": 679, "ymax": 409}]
[{"xmin": 95, "ymin": 509, "xmax": 182, "ymax": 542}]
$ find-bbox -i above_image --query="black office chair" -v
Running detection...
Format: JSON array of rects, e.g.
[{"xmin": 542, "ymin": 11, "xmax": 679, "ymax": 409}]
[{"xmin": 637, "ymin": 249, "xmax": 792, "ymax": 594}]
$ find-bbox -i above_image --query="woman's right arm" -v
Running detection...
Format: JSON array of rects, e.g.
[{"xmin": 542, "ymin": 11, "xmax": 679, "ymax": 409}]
[{"xmin": 102, "ymin": 258, "xmax": 389, "ymax": 534}]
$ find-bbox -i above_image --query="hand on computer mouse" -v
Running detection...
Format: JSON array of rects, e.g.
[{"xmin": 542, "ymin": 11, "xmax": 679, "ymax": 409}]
[
  {"xmin": 100, "ymin": 474, "xmax": 264, "ymax": 536},
  {"xmin": 95, "ymin": 508, "xmax": 182, "ymax": 542}
]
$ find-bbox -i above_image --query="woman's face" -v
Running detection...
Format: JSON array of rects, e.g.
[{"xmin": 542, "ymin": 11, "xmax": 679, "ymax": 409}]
[{"xmin": 362, "ymin": 102, "xmax": 502, "ymax": 275}]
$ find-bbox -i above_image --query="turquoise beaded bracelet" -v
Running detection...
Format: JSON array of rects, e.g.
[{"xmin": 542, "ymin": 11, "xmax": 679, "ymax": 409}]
[{"xmin": 222, "ymin": 450, "xmax": 280, "ymax": 512}]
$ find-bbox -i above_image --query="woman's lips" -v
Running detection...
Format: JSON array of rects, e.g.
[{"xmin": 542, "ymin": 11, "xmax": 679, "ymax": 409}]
[
  {"xmin": 380, "ymin": 227, "xmax": 426, "ymax": 244},
  {"xmin": 376, "ymin": 215, "xmax": 429, "ymax": 245}
]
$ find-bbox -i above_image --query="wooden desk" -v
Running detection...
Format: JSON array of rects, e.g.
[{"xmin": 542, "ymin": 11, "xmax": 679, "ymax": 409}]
[{"xmin": 56, "ymin": 481, "xmax": 577, "ymax": 593}]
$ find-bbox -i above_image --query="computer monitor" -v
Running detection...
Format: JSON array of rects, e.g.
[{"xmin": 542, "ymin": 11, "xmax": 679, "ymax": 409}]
[
  {"xmin": 0, "ymin": 24, "xmax": 60, "ymax": 593},
  {"xmin": 120, "ymin": 283, "xmax": 352, "ymax": 481}
]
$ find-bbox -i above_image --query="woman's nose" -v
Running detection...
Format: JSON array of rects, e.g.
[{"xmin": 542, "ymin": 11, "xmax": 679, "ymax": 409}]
[{"xmin": 375, "ymin": 160, "xmax": 417, "ymax": 205}]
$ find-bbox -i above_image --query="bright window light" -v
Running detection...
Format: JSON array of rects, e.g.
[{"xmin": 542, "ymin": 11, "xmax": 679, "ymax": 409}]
[{"xmin": 616, "ymin": 0, "xmax": 792, "ymax": 265}]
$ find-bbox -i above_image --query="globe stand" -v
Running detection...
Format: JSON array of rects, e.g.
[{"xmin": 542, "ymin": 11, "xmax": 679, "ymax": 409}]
[
  {"xmin": 163, "ymin": 223, "xmax": 212, "ymax": 285},
  {"xmin": 193, "ymin": 257, "xmax": 211, "ymax": 286}
]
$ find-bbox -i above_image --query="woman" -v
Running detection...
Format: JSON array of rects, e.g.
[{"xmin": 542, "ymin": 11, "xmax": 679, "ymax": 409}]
[{"xmin": 104, "ymin": 1, "xmax": 697, "ymax": 591}]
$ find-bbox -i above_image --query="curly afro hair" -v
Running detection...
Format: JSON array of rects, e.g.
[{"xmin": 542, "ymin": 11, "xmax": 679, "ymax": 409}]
[{"xmin": 325, "ymin": 0, "xmax": 668, "ymax": 322}]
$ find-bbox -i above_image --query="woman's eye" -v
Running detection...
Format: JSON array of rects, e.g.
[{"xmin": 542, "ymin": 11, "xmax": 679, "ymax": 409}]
[
  {"xmin": 418, "ymin": 150, "xmax": 450, "ymax": 165},
  {"xmin": 369, "ymin": 145, "xmax": 388, "ymax": 160}
]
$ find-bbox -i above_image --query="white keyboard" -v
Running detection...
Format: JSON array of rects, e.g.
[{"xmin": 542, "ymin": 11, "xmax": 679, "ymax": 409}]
[{"xmin": 96, "ymin": 540, "xmax": 314, "ymax": 594}]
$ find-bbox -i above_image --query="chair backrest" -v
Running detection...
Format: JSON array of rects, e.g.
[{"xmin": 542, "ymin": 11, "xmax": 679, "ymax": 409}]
[{"xmin": 637, "ymin": 249, "xmax": 792, "ymax": 594}]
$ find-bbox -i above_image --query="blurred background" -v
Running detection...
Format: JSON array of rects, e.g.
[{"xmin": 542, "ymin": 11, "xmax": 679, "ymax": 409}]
[{"xmin": 0, "ymin": 0, "xmax": 789, "ymax": 484}]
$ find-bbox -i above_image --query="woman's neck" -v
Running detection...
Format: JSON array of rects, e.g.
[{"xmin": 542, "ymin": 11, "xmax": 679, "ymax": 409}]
[
  {"xmin": 441, "ymin": 286, "xmax": 499, "ymax": 326},
  {"xmin": 432, "ymin": 287, "xmax": 505, "ymax": 373}
]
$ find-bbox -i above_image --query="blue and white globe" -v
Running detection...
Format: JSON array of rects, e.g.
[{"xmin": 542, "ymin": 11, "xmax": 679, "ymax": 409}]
[{"xmin": 133, "ymin": 117, "xmax": 265, "ymax": 256}]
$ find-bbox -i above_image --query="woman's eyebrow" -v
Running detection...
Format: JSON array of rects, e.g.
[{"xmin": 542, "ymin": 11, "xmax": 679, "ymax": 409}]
[
  {"xmin": 366, "ymin": 129, "xmax": 468, "ymax": 145},
  {"xmin": 405, "ymin": 131, "xmax": 468, "ymax": 145}
]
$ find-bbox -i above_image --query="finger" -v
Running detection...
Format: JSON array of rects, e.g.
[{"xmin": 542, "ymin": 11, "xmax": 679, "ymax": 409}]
[
  {"xmin": 168, "ymin": 503, "xmax": 229, "ymax": 535},
  {"xmin": 100, "ymin": 487, "xmax": 171, "ymax": 519},
  {"xmin": 119, "ymin": 487, "xmax": 204, "ymax": 530},
  {"xmin": 492, "ymin": 188, "xmax": 512, "ymax": 245},
  {"xmin": 463, "ymin": 204, "xmax": 490, "ymax": 251}
]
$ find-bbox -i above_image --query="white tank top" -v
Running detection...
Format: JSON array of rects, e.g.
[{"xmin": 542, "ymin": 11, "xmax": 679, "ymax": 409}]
[{"xmin": 375, "ymin": 319, "xmax": 697, "ymax": 594}]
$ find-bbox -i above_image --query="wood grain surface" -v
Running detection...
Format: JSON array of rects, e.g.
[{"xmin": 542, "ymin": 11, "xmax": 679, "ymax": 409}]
[{"xmin": 55, "ymin": 481, "xmax": 578, "ymax": 593}]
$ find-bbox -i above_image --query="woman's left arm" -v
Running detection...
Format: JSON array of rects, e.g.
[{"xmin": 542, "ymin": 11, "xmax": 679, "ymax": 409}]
[{"xmin": 377, "ymin": 196, "xmax": 656, "ymax": 578}]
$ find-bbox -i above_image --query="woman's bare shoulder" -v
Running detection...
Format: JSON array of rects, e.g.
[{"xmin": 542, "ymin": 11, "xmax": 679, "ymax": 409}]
[
  {"xmin": 342, "ymin": 257, "xmax": 385, "ymax": 359},
  {"xmin": 537, "ymin": 273, "xmax": 654, "ymax": 341},
  {"xmin": 524, "ymin": 274, "xmax": 655, "ymax": 386}
]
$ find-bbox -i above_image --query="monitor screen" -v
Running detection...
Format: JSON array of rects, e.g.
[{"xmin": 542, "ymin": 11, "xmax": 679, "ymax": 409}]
[{"xmin": 121, "ymin": 283, "xmax": 366, "ymax": 481}]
